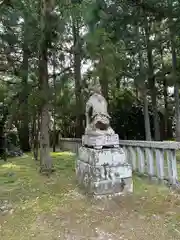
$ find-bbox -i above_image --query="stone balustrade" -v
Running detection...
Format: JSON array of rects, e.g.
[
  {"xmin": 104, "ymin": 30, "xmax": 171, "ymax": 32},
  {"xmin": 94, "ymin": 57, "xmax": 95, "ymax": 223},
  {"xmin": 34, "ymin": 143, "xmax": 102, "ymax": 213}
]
[
  {"xmin": 59, "ymin": 138, "xmax": 180, "ymax": 188},
  {"xmin": 59, "ymin": 138, "xmax": 81, "ymax": 154}
]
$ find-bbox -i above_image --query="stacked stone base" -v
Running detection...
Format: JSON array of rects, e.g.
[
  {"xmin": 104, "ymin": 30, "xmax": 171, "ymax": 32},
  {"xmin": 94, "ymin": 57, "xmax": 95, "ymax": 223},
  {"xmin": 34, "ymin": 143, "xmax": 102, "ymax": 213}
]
[{"xmin": 76, "ymin": 134, "xmax": 133, "ymax": 197}]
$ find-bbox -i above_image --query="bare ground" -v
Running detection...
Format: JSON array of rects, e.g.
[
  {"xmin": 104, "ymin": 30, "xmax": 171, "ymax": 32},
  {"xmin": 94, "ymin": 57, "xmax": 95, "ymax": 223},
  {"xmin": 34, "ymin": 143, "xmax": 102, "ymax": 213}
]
[
  {"xmin": 1, "ymin": 153, "xmax": 180, "ymax": 240},
  {"xmin": 26, "ymin": 187, "xmax": 180, "ymax": 240}
]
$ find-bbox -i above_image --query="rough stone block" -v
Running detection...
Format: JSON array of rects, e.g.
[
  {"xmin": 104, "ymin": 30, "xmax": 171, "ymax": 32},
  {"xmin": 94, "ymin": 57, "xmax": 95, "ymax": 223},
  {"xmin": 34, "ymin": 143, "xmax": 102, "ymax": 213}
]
[
  {"xmin": 82, "ymin": 134, "xmax": 119, "ymax": 148},
  {"xmin": 78, "ymin": 146, "xmax": 125, "ymax": 165},
  {"xmin": 76, "ymin": 147, "xmax": 133, "ymax": 197},
  {"xmin": 93, "ymin": 177, "xmax": 133, "ymax": 196}
]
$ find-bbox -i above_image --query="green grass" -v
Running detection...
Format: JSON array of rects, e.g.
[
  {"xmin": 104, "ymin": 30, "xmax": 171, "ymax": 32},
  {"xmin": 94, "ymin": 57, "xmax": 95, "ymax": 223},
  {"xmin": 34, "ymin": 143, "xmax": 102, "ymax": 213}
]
[
  {"xmin": 0, "ymin": 152, "xmax": 76, "ymax": 239},
  {"xmin": 0, "ymin": 152, "xmax": 180, "ymax": 239},
  {"xmin": 0, "ymin": 152, "xmax": 75, "ymax": 206},
  {"xmin": 177, "ymin": 150, "xmax": 180, "ymax": 162}
]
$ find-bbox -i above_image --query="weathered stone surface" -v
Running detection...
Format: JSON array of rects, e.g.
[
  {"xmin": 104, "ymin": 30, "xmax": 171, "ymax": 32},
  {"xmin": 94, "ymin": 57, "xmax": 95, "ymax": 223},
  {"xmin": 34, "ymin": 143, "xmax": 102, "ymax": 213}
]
[
  {"xmin": 82, "ymin": 134, "xmax": 119, "ymax": 148},
  {"xmin": 119, "ymin": 140, "xmax": 180, "ymax": 149},
  {"xmin": 93, "ymin": 177, "xmax": 133, "ymax": 196},
  {"xmin": 78, "ymin": 146, "xmax": 125, "ymax": 165},
  {"xmin": 76, "ymin": 159, "xmax": 132, "ymax": 182},
  {"xmin": 85, "ymin": 87, "xmax": 115, "ymax": 136},
  {"xmin": 76, "ymin": 147, "xmax": 133, "ymax": 196},
  {"xmin": 76, "ymin": 86, "xmax": 133, "ymax": 197}
]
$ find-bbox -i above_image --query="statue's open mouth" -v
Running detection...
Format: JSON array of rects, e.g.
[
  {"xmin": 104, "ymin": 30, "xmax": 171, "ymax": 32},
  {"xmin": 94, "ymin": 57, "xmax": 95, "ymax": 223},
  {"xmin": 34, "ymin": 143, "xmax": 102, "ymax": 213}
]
[
  {"xmin": 95, "ymin": 121, "xmax": 108, "ymax": 130},
  {"xmin": 92, "ymin": 114, "xmax": 110, "ymax": 131}
]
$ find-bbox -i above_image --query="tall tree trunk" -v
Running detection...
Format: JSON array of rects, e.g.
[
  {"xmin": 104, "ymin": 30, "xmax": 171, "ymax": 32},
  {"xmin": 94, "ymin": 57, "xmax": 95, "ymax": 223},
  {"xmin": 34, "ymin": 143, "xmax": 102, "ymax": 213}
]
[
  {"xmin": 31, "ymin": 113, "xmax": 36, "ymax": 159},
  {"xmin": 150, "ymin": 78, "xmax": 160, "ymax": 140},
  {"xmin": 72, "ymin": 17, "xmax": 83, "ymax": 137},
  {"xmin": 171, "ymin": 37, "xmax": 180, "ymax": 141},
  {"xmin": 143, "ymin": 90, "xmax": 151, "ymax": 141},
  {"xmin": 52, "ymin": 52, "xmax": 56, "ymax": 152},
  {"xmin": 99, "ymin": 77, "xmax": 109, "ymax": 101},
  {"xmin": 19, "ymin": 22, "xmax": 30, "ymax": 152},
  {"xmin": 99, "ymin": 68, "xmax": 109, "ymax": 102},
  {"xmin": 98, "ymin": 54, "xmax": 109, "ymax": 101},
  {"xmin": 144, "ymin": 18, "xmax": 160, "ymax": 140},
  {"xmin": 0, "ymin": 104, "xmax": 8, "ymax": 161},
  {"xmin": 40, "ymin": 104, "xmax": 52, "ymax": 171},
  {"xmin": 163, "ymin": 78, "xmax": 168, "ymax": 139},
  {"xmin": 31, "ymin": 110, "xmax": 40, "ymax": 161},
  {"xmin": 136, "ymin": 22, "xmax": 152, "ymax": 141},
  {"xmin": 52, "ymin": 118, "xmax": 56, "ymax": 152},
  {"xmin": 168, "ymin": 0, "xmax": 180, "ymax": 141},
  {"xmin": 38, "ymin": 0, "xmax": 53, "ymax": 173},
  {"xmin": 160, "ymin": 48, "xmax": 168, "ymax": 139}
]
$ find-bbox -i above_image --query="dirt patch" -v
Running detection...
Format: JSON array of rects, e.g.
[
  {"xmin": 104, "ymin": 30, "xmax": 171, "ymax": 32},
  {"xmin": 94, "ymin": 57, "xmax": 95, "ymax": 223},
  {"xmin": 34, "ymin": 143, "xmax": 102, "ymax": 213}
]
[
  {"xmin": 1, "ymin": 155, "xmax": 180, "ymax": 240},
  {"xmin": 29, "ymin": 189, "xmax": 180, "ymax": 240}
]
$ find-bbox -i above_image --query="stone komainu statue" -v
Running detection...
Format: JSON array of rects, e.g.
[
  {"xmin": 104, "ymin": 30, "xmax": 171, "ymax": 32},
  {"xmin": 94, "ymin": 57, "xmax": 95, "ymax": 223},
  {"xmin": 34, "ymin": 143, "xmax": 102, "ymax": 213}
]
[
  {"xmin": 85, "ymin": 87, "xmax": 114, "ymax": 135},
  {"xmin": 76, "ymin": 85, "xmax": 133, "ymax": 197}
]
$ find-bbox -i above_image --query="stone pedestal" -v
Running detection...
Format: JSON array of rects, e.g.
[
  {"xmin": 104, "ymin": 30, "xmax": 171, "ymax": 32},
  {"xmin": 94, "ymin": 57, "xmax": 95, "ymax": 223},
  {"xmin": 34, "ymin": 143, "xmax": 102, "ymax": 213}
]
[
  {"xmin": 76, "ymin": 134, "xmax": 133, "ymax": 197},
  {"xmin": 82, "ymin": 134, "xmax": 119, "ymax": 148}
]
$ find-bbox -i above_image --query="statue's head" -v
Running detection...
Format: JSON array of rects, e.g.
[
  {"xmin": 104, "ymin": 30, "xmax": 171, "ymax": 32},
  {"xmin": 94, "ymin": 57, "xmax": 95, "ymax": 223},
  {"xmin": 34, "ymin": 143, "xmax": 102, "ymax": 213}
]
[
  {"xmin": 88, "ymin": 80, "xmax": 102, "ymax": 96},
  {"xmin": 89, "ymin": 86, "xmax": 101, "ymax": 95}
]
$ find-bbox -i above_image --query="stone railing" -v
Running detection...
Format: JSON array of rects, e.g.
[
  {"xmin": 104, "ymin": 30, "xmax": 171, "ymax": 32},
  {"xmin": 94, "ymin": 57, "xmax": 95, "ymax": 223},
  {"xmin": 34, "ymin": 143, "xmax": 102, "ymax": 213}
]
[
  {"xmin": 59, "ymin": 138, "xmax": 81, "ymax": 154},
  {"xmin": 59, "ymin": 138, "xmax": 180, "ymax": 187},
  {"xmin": 118, "ymin": 140, "xmax": 179, "ymax": 187}
]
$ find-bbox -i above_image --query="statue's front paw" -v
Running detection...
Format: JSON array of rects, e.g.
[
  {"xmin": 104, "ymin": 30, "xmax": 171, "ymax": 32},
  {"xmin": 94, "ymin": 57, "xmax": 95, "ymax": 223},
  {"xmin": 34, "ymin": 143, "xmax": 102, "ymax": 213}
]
[{"xmin": 107, "ymin": 128, "xmax": 115, "ymax": 135}]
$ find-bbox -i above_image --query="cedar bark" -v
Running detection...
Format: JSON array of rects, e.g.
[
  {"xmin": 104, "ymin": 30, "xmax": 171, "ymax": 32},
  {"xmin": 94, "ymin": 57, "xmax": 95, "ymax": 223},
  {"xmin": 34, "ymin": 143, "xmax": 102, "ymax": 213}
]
[
  {"xmin": 19, "ymin": 21, "xmax": 30, "ymax": 152},
  {"xmin": 72, "ymin": 16, "xmax": 83, "ymax": 137},
  {"xmin": 144, "ymin": 18, "xmax": 160, "ymax": 140},
  {"xmin": 38, "ymin": 0, "xmax": 54, "ymax": 173}
]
